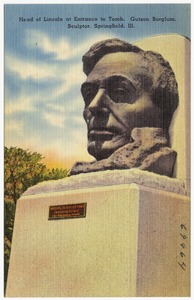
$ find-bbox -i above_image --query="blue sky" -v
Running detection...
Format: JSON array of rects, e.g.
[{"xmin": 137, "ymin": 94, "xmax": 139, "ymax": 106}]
[{"xmin": 4, "ymin": 4, "xmax": 190, "ymax": 169}]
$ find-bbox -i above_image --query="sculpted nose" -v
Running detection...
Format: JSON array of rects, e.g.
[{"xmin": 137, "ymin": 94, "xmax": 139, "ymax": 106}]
[{"xmin": 88, "ymin": 89, "xmax": 108, "ymax": 114}]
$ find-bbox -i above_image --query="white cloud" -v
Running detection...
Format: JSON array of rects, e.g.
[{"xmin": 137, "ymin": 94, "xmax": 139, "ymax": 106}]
[
  {"xmin": 62, "ymin": 95, "xmax": 85, "ymax": 115},
  {"xmin": 46, "ymin": 103, "xmax": 66, "ymax": 113},
  {"xmin": 5, "ymin": 119, "xmax": 25, "ymax": 140},
  {"xmin": 5, "ymin": 53, "xmax": 57, "ymax": 81},
  {"xmin": 43, "ymin": 111, "xmax": 66, "ymax": 128},
  {"xmin": 4, "ymin": 31, "xmax": 117, "ymax": 167},
  {"xmin": 52, "ymin": 63, "xmax": 85, "ymax": 98},
  {"xmin": 26, "ymin": 30, "xmax": 72, "ymax": 60},
  {"xmin": 5, "ymin": 52, "xmax": 84, "ymax": 101},
  {"xmin": 5, "ymin": 96, "xmax": 35, "ymax": 115},
  {"xmin": 5, "ymin": 32, "xmax": 116, "ymax": 109},
  {"xmin": 46, "ymin": 99, "xmax": 83, "ymax": 114},
  {"xmin": 25, "ymin": 29, "xmax": 115, "ymax": 61}
]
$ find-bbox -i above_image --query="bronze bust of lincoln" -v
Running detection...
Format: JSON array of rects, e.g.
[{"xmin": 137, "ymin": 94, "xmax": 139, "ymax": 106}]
[{"xmin": 69, "ymin": 38, "xmax": 179, "ymax": 177}]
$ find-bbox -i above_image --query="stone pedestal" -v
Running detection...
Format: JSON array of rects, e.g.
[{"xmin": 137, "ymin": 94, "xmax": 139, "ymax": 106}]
[{"xmin": 6, "ymin": 171, "xmax": 190, "ymax": 297}]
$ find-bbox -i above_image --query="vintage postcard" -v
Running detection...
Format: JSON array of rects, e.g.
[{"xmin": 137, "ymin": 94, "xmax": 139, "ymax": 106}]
[{"xmin": 4, "ymin": 3, "xmax": 191, "ymax": 297}]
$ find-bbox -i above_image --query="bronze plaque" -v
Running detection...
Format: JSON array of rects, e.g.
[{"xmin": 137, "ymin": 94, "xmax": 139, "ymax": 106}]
[{"xmin": 48, "ymin": 203, "xmax": 87, "ymax": 220}]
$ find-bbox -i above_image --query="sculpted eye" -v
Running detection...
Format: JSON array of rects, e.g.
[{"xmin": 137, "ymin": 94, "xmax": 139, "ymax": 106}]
[
  {"xmin": 81, "ymin": 84, "xmax": 98, "ymax": 107},
  {"xmin": 83, "ymin": 91, "xmax": 97, "ymax": 106},
  {"xmin": 111, "ymin": 88, "xmax": 128, "ymax": 103},
  {"xmin": 109, "ymin": 86, "xmax": 135, "ymax": 104},
  {"xmin": 107, "ymin": 77, "xmax": 137, "ymax": 104}
]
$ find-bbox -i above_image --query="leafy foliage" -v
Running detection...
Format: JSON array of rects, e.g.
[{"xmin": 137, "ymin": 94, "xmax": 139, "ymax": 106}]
[
  {"xmin": 4, "ymin": 147, "xmax": 47, "ymax": 204},
  {"xmin": 4, "ymin": 146, "xmax": 69, "ymax": 294},
  {"xmin": 43, "ymin": 167, "xmax": 69, "ymax": 181},
  {"xmin": 4, "ymin": 199, "xmax": 16, "ymax": 242},
  {"xmin": 4, "ymin": 236, "xmax": 12, "ymax": 292}
]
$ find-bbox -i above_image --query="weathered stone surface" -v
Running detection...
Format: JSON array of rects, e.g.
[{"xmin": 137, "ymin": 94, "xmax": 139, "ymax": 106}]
[
  {"xmin": 82, "ymin": 38, "xmax": 142, "ymax": 75},
  {"xmin": 24, "ymin": 168, "xmax": 186, "ymax": 196},
  {"xmin": 69, "ymin": 127, "xmax": 176, "ymax": 177}
]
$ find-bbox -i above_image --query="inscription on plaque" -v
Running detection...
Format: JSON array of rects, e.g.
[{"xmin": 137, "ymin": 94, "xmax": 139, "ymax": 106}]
[{"xmin": 48, "ymin": 203, "xmax": 87, "ymax": 220}]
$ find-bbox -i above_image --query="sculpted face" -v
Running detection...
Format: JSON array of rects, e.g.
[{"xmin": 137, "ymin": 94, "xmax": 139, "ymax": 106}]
[{"xmin": 81, "ymin": 52, "xmax": 164, "ymax": 160}]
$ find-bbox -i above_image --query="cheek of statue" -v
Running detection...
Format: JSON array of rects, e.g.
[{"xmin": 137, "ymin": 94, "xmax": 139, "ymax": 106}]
[{"xmin": 83, "ymin": 92, "xmax": 163, "ymax": 161}]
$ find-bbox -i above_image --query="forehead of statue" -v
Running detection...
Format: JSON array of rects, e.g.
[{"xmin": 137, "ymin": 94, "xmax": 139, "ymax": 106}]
[{"xmin": 86, "ymin": 52, "xmax": 148, "ymax": 83}]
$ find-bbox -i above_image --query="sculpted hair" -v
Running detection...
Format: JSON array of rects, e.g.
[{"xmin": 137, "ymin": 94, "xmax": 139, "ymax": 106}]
[{"xmin": 82, "ymin": 38, "xmax": 179, "ymax": 131}]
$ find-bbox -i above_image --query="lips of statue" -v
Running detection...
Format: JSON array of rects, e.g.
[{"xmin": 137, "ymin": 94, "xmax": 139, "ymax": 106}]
[{"xmin": 81, "ymin": 52, "xmax": 164, "ymax": 160}]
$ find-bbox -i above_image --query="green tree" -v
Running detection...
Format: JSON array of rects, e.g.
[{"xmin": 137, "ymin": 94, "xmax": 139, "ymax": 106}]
[
  {"xmin": 43, "ymin": 167, "xmax": 69, "ymax": 181},
  {"xmin": 4, "ymin": 236, "xmax": 11, "ymax": 292},
  {"xmin": 4, "ymin": 199, "xmax": 16, "ymax": 292},
  {"xmin": 4, "ymin": 146, "xmax": 69, "ymax": 293},
  {"xmin": 4, "ymin": 147, "xmax": 46, "ymax": 205}
]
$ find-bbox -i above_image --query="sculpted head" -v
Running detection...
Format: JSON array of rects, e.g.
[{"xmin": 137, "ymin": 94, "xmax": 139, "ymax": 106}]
[{"xmin": 81, "ymin": 38, "xmax": 179, "ymax": 161}]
